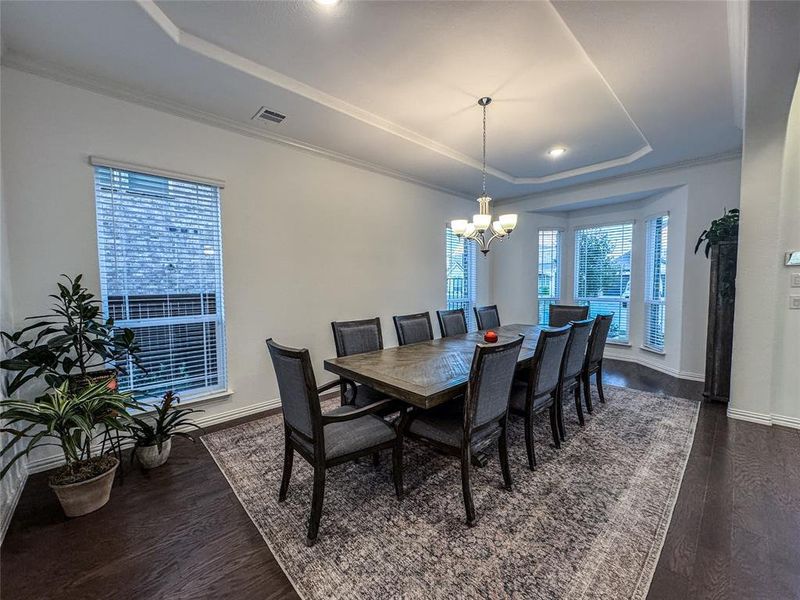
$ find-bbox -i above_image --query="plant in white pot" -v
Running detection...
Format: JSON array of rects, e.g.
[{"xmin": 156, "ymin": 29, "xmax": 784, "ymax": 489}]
[
  {"xmin": 0, "ymin": 378, "xmax": 140, "ymax": 517},
  {"xmin": 130, "ymin": 391, "xmax": 204, "ymax": 469}
]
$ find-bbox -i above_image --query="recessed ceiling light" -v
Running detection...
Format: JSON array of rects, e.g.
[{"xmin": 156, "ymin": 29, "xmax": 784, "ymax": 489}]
[
  {"xmin": 313, "ymin": 0, "xmax": 340, "ymax": 5},
  {"xmin": 548, "ymin": 146, "xmax": 567, "ymax": 158}
]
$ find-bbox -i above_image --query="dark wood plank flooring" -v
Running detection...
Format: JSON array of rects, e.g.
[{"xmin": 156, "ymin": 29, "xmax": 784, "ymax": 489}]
[{"xmin": 2, "ymin": 360, "xmax": 799, "ymax": 600}]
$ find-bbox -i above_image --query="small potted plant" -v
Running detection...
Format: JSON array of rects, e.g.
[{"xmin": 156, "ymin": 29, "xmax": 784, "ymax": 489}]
[
  {"xmin": 0, "ymin": 378, "xmax": 140, "ymax": 517},
  {"xmin": 130, "ymin": 391, "xmax": 204, "ymax": 469}
]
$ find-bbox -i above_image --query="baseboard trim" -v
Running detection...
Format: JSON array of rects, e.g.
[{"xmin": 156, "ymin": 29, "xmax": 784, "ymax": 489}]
[
  {"xmin": 603, "ymin": 353, "xmax": 705, "ymax": 382},
  {"xmin": 26, "ymin": 397, "xmax": 284, "ymax": 474},
  {"xmin": 0, "ymin": 470, "xmax": 28, "ymax": 544},
  {"xmin": 727, "ymin": 408, "xmax": 800, "ymax": 429}
]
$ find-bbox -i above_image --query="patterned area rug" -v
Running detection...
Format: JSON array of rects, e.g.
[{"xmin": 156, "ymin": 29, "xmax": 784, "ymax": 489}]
[{"xmin": 202, "ymin": 385, "xmax": 698, "ymax": 600}]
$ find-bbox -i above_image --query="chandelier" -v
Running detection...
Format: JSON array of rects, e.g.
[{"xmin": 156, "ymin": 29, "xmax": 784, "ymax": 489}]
[{"xmin": 450, "ymin": 97, "xmax": 517, "ymax": 255}]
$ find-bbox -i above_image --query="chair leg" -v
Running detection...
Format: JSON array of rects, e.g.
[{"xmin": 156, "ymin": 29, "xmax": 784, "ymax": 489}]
[
  {"xmin": 574, "ymin": 383, "xmax": 585, "ymax": 426},
  {"xmin": 596, "ymin": 364, "xmax": 606, "ymax": 404},
  {"xmin": 392, "ymin": 436, "xmax": 404, "ymax": 500},
  {"xmin": 306, "ymin": 466, "xmax": 326, "ymax": 547},
  {"xmin": 549, "ymin": 404, "xmax": 561, "ymax": 449},
  {"xmin": 582, "ymin": 372, "xmax": 594, "ymax": 414},
  {"xmin": 556, "ymin": 386, "xmax": 566, "ymax": 442},
  {"xmin": 524, "ymin": 409, "xmax": 537, "ymax": 471},
  {"xmin": 461, "ymin": 445, "xmax": 476, "ymax": 526},
  {"xmin": 499, "ymin": 423, "xmax": 512, "ymax": 491},
  {"xmin": 279, "ymin": 431, "xmax": 294, "ymax": 502},
  {"xmin": 373, "ymin": 452, "xmax": 380, "ymax": 467}
]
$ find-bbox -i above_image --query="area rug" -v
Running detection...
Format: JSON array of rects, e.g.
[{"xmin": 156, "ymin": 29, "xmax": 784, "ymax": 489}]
[{"xmin": 202, "ymin": 385, "xmax": 699, "ymax": 600}]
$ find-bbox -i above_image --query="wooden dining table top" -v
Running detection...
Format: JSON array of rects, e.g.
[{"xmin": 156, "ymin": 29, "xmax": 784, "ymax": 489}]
[{"xmin": 323, "ymin": 323, "xmax": 544, "ymax": 409}]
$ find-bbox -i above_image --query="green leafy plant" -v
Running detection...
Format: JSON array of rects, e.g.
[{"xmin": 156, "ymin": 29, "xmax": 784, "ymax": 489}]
[
  {"xmin": 0, "ymin": 378, "xmax": 140, "ymax": 483},
  {"xmin": 695, "ymin": 208, "xmax": 740, "ymax": 258},
  {"xmin": 0, "ymin": 274, "xmax": 143, "ymax": 397},
  {"xmin": 129, "ymin": 391, "xmax": 204, "ymax": 452}
]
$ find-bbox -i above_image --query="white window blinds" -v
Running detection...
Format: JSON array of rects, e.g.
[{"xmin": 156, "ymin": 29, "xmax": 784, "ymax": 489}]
[
  {"xmin": 644, "ymin": 215, "xmax": 669, "ymax": 351},
  {"xmin": 574, "ymin": 222, "xmax": 633, "ymax": 342},
  {"xmin": 94, "ymin": 165, "xmax": 227, "ymax": 403},
  {"xmin": 446, "ymin": 226, "xmax": 477, "ymax": 330},
  {"xmin": 538, "ymin": 229, "xmax": 561, "ymax": 324}
]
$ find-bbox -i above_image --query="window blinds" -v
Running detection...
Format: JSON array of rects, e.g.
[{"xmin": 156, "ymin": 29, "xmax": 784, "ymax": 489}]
[
  {"xmin": 446, "ymin": 226, "xmax": 477, "ymax": 330},
  {"xmin": 94, "ymin": 165, "xmax": 227, "ymax": 402},
  {"xmin": 574, "ymin": 222, "xmax": 633, "ymax": 342},
  {"xmin": 537, "ymin": 229, "xmax": 561, "ymax": 324},
  {"xmin": 644, "ymin": 215, "xmax": 669, "ymax": 351}
]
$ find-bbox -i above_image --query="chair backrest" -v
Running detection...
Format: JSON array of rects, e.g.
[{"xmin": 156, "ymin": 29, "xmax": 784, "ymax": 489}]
[
  {"xmin": 331, "ymin": 317, "xmax": 383, "ymax": 357},
  {"xmin": 266, "ymin": 339, "xmax": 322, "ymax": 442},
  {"xmin": 561, "ymin": 318, "xmax": 594, "ymax": 379},
  {"xmin": 437, "ymin": 308, "xmax": 468, "ymax": 338},
  {"xmin": 528, "ymin": 326, "xmax": 571, "ymax": 397},
  {"xmin": 586, "ymin": 314, "xmax": 614, "ymax": 366},
  {"xmin": 393, "ymin": 312, "xmax": 434, "ymax": 346},
  {"xmin": 549, "ymin": 304, "xmax": 590, "ymax": 327},
  {"xmin": 474, "ymin": 305, "xmax": 501, "ymax": 330},
  {"xmin": 466, "ymin": 336, "xmax": 524, "ymax": 430}
]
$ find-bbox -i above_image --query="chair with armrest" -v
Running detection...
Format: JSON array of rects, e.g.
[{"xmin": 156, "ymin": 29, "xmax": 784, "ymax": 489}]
[
  {"xmin": 548, "ymin": 304, "xmax": 590, "ymax": 327},
  {"xmin": 509, "ymin": 325, "xmax": 570, "ymax": 470},
  {"xmin": 582, "ymin": 314, "xmax": 614, "ymax": 414},
  {"xmin": 436, "ymin": 308, "xmax": 468, "ymax": 338},
  {"xmin": 266, "ymin": 338, "xmax": 403, "ymax": 546},
  {"xmin": 474, "ymin": 305, "xmax": 501, "ymax": 330},
  {"xmin": 393, "ymin": 312, "xmax": 434, "ymax": 346},
  {"xmin": 399, "ymin": 336, "xmax": 523, "ymax": 526}
]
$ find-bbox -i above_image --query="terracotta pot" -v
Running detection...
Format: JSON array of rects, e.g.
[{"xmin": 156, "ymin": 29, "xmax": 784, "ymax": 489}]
[
  {"xmin": 49, "ymin": 457, "xmax": 119, "ymax": 518},
  {"xmin": 135, "ymin": 437, "xmax": 172, "ymax": 469}
]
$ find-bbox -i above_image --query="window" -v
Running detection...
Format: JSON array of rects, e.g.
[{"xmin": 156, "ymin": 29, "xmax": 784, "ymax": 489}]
[
  {"xmin": 446, "ymin": 226, "xmax": 477, "ymax": 330},
  {"xmin": 537, "ymin": 229, "xmax": 561, "ymax": 324},
  {"xmin": 574, "ymin": 222, "xmax": 633, "ymax": 343},
  {"xmin": 94, "ymin": 164, "xmax": 227, "ymax": 403},
  {"xmin": 644, "ymin": 215, "xmax": 669, "ymax": 351}
]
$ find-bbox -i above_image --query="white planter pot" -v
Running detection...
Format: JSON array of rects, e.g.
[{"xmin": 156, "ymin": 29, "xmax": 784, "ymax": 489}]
[
  {"xmin": 50, "ymin": 458, "xmax": 119, "ymax": 518},
  {"xmin": 135, "ymin": 437, "xmax": 172, "ymax": 469}
]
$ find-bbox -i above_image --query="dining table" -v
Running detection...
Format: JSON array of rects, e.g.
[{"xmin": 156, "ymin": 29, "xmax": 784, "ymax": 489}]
[{"xmin": 323, "ymin": 323, "xmax": 544, "ymax": 410}]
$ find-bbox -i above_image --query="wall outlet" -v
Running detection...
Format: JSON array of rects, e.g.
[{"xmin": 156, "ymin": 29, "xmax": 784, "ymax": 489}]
[
  {"xmin": 791, "ymin": 295, "xmax": 800, "ymax": 310},
  {"xmin": 792, "ymin": 273, "xmax": 800, "ymax": 288}
]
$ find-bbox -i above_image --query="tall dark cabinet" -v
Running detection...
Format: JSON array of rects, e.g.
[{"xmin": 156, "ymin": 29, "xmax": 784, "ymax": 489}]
[{"xmin": 703, "ymin": 240, "xmax": 738, "ymax": 402}]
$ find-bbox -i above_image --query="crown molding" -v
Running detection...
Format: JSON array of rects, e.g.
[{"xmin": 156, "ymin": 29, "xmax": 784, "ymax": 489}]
[
  {"xmin": 494, "ymin": 149, "xmax": 742, "ymax": 206},
  {"xmin": 135, "ymin": 0, "xmax": 652, "ymax": 185},
  {"xmin": 1, "ymin": 52, "xmax": 473, "ymax": 201}
]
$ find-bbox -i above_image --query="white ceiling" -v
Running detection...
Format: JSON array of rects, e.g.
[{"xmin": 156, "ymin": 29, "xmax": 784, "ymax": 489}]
[{"xmin": 0, "ymin": 0, "xmax": 742, "ymax": 201}]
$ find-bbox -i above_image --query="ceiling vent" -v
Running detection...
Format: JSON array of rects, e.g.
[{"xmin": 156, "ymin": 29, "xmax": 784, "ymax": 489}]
[{"xmin": 251, "ymin": 106, "xmax": 286, "ymax": 124}]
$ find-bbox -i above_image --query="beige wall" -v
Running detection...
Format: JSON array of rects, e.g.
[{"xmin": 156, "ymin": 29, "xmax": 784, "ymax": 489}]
[{"xmin": 0, "ymin": 67, "xmax": 488, "ymax": 469}]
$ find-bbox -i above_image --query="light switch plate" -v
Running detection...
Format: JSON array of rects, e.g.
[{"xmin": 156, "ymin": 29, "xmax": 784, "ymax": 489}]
[
  {"xmin": 792, "ymin": 273, "xmax": 800, "ymax": 288},
  {"xmin": 791, "ymin": 295, "xmax": 800, "ymax": 310}
]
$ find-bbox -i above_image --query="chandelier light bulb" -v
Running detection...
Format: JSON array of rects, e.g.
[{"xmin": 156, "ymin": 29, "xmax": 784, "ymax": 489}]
[
  {"xmin": 451, "ymin": 219, "xmax": 468, "ymax": 236},
  {"xmin": 473, "ymin": 214, "xmax": 492, "ymax": 232},
  {"xmin": 499, "ymin": 214, "xmax": 518, "ymax": 232}
]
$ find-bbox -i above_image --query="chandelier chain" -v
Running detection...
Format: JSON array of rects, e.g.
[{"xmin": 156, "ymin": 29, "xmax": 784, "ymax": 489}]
[{"xmin": 481, "ymin": 101, "xmax": 487, "ymax": 197}]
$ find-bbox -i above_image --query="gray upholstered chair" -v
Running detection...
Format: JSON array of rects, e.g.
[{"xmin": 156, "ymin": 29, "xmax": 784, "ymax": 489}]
[
  {"xmin": 393, "ymin": 312, "xmax": 434, "ymax": 346},
  {"xmin": 556, "ymin": 318, "xmax": 594, "ymax": 435},
  {"xmin": 509, "ymin": 325, "xmax": 570, "ymax": 470},
  {"xmin": 582, "ymin": 314, "xmax": 613, "ymax": 414},
  {"xmin": 399, "ymin": 336, "xmax": 524, "ymax": 526},
  {"xmin": 331, "ymin": 318, "xmax": 396, "ymax": 413},
  {"xmin": 474, "ymin": 305, "xmax": 501, "ymax": 330},
  {"xmin": 548, "ymin": 304, "xmax": 590, "ymax": 327},
  {"xmin": 266, "ymin": 339, "xmax": 403, "ymax": 546},
  {"xmin": 436, "ymin": 308, "xmax": 468, "ymax": 338}
]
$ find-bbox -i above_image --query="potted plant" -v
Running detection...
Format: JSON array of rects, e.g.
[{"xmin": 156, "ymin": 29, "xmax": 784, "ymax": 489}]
[
  {"xmin": 0, "ymin": 378, "xmax": 140, "ymax": 517},
  {"xmin": 0, "ymin": 274, "xmax": 142, "ymax": 399},
  {"xmin": 130, "ymin": 391, "xmax": 204, "ymax": 469}
]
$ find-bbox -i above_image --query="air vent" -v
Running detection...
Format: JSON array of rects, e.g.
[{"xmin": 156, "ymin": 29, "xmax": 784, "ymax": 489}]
[{"xmin": 251, "ymin": 106, "xmax": 286, "ymax": 124}]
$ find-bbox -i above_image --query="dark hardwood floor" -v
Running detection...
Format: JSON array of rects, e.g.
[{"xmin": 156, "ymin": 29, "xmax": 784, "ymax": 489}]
[{"xmin": 2, "ymin": 360, "xmax": 799, "ymax": 599}]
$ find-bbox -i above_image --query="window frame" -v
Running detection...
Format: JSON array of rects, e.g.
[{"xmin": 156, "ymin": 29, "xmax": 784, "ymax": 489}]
[
  {"xmin": 93, "ymin": 162, "xmax": 228, "ymax": 405},
  {"xmin": 537, "ymin": 228, "xmax": 562, "ymax": 325},
  {"xmin": 573, "ymin": 221, "xmax": 634, "ymax": 344},
  {"xmin": 445, "ymin": 225, "xmax": 478, "ymax": 330},
  {"xmin": 643, "ymin": 213, "xmax": 669, "ymax": 353}
]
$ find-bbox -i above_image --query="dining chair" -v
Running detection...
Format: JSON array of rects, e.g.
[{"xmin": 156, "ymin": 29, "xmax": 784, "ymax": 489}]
[
  {"xmin": 399, "ymin": 336, "xmax": 523, "ymax": 526},
  {"xmin": 436, "ymin": 308, "xmax": 468, "ymax": 338},
  {"xmin": 582, "ymin": 314, "xmax": 614, "ymax": 414},
  {"xmin": 474, "ymin": 305, "xmax": 501, "ymax": 330},
  {"xmin": 556, "ymin": 318, "xmax": 594, "ymax": 436},
  {"xmin": 548, "ymin": 304, "xmax": 590, "ymax": 327},
  {"xmin": 266, "ymin": 339, "xmax": 403, "ymax": 546},
  {"xmin": 509, "ymin": 325, "xmax": 570, "ymax": 470},
  {"xmin": 393, "ymin": 312, "xmax": 434, "ymax": 346},
  {"xmin": 331, "ymin": 318, "xmax": 395, "ymax": 412}
]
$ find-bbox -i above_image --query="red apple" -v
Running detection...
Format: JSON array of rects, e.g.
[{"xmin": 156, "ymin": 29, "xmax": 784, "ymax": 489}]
[{"xmin": 484, "ymin": 330, "xmax": 498, "ymax": 343}]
